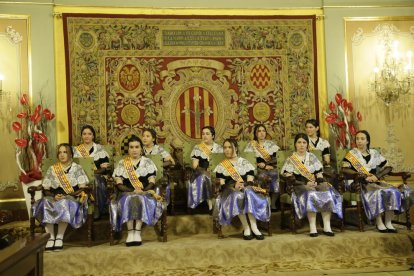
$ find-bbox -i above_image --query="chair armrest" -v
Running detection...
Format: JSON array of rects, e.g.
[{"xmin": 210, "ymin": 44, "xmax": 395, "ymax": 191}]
[
  {"xmin": 27, "ymin": 185, "xmax": 43, "ymax": 197},
  {"xmin": 94, "ymin": 166, "xmax": 112, "ymax": 175},
  {"xmin": 388, "ymin": 171, "xmax": 411, "ymax": 183},
  {"xmin": 279, "ymin": 174, "xmax": 295, "ymax": 195}
]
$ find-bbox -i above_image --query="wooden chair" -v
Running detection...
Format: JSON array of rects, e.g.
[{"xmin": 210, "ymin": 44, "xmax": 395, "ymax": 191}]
[
  {"xmin": 210, "ymin": 151, "xmax": 272, "ymax": 238},
  {"xmin": 278, "ymin": 150, "xmax": 341, "ymax": 233},
  {"xmin": 28, "ymin": 157, "xmax": 96, "ymax": 246},
  {"xmin": 337, "ymin": 148, "xmax": 412, "ymax": 231},
  {"xmin": 158, "ymin": 144, "xmax": 178, "ymax": 215},
  {"xmin": 277, "ymin": 150, "xmax": 296, "ymax": 232},
  {"xmin": 109, "ymin": 155, "xmax": 168, "ymax": 245},
  {"xmin": 209, "ymin": 153, "xmax": 225, "ymax": 238}
]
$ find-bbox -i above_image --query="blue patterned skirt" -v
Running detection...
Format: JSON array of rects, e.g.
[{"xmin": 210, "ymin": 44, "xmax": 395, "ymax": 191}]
[
  {"xmin": 32, "ymin": 196, "xmax": 87, "ymax": 228},
  {"xmin": 110, "ymin": 192, "xmax": 165, "ymax": 232},
  {"xmin": 187, "ymin": 172, "xmax": 212, "ymax": 209},
  {"xmin": 216, "ymin": 186, "xmax": 270, "ymax": 225},
  {"xmin": 292, "ymin": 183, "xmax": 343, "ymax": 220},
  {"xmin": 361, "ymin": 182, "xmax": 410, "ymax": 220}
]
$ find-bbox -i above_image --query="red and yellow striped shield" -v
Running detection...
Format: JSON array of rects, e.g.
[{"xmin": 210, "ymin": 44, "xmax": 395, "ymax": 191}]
[
  {"xmin": 176, "ymin": 86, "xmax": 218, "ymax": 139},
  {"xmin": 250, "ymin": 64, "xmax": 270, "ymax": 91}
]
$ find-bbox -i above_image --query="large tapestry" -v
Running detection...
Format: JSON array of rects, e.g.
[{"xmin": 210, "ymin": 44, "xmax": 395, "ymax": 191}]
[{"xmin": 63, "ymin": 14, "xmax": 318, "ymax": 152}]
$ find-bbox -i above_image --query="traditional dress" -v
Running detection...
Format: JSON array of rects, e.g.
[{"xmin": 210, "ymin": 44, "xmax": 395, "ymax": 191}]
[
  {"xmin": 281, "ymin": 152, "xmax": 342, "ymax": 219},
  {"xmin": 32, "ymin": 162, "xmax": 89, "ymax": 228},
  {"xmin": 244, "ymin": 140, "xmax": 280, "ymax": 192},
  {"xmin": 144, "ymin": 144, "xmax": 172, "ymax": 205},
  {"xmin": 73, "ymin": 143, "xmax": 110, "ymax": 218},
  {"xmin": 214, "ymin": 157, "xmax": 271, "ymax": 225},
  {"xmin": 188, "ymin": 142, "xmax": 223, "ymax": 209},
  {"xmin": 308, "ymin": 136, "xmax": 331, "ymax": 156},
  {"xmin": 110, "ymin": 156, "xmax": 164, "ymax": 232},
  {"xmin": 143, "ymin": 144, "xmax": 171, "ymax": 159},
  {"xmin": 343, "ymin": 148, "xmax": 412, "ymax": 220}
]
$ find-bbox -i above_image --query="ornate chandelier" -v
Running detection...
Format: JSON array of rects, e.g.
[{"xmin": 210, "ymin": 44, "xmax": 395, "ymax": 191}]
[{"xmin": 370, "ymin": 40, "xmax": 413, "ymax": 105}]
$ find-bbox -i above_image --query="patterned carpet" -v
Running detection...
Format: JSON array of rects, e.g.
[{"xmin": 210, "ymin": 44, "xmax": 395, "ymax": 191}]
[{"xmin": 3, "ymin": 214, "xmax": 414, "ymax": 275}]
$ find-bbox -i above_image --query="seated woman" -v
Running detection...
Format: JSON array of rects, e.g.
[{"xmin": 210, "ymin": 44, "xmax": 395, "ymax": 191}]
[
  {"xmin": 110, "ymin": 135, "xmax": 164, "ymax": 246},
  {"xmin": 342, "ymin": 130, "xmax": 412, "ymax": 233},
  {"xmin": 73, "ymin": 125, "xmax": 110, "ymax": 219},
  {"xmin": 33, "ymin": 143, "xmax": 89, "ymax": 251},
  {"xmin": 214, "ymin": 139, "xmax": 270, "ymax": 240},
  {"xmin": 244, "ymin": 124, "xmax": 280, "ymax": 210},
  {"xmin": 305, "ymin": 119, "xmax": 332, "ymax": 169},
  {"xmin": 281, "ymin": 133, "xmax": 342, "ymax": 237},
  {"xmin": 188, "ymin": 126, "xmax": 223, "ymax": 211},
  {"xmin": 142, "ymin": 128, "xmax": 175, "ymax": 204}
]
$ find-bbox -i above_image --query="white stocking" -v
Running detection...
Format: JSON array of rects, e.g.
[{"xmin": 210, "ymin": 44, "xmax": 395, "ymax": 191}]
[
  {"xmin": 247, "ymin": 213, "xmax": 262, "ymax": 235},
  {"xmin": 56, "ymin": 222, "xmax": 68, "ymax": 240},
  {"xmin": 207, "ymin": 199, "xmax": 213, "ymax": 210},
  {"xmin": 307, "ymin": 212, "xmax": 317, "ymax": 234},
  {"xmin": 44, "ymin": 224, "xmax": 55, "ymax": 239},
  {"xmin": 134, "ymin": 220, "xmax": 143, "ymax": 242},
  {"xmin": 45, "ymin": 224, "xmax": 55, "ymax": 248},
  {"xmin": 238, "ymin": 214, "xmax": 251, "ymax": 236},
  {"xmin": 126, "ymin": 220, "xmax": 134, "ymax": 243},
  {"xmin": 385, "ymin": 211, "xmax": 395, "ymax": 230},
  {"xmin": 321, "ymin": 212, "xmax": 332, "ymax": 232},
  {"xmin": 376, "ymin": 214, "xmax": 386, "ymax": 230}
]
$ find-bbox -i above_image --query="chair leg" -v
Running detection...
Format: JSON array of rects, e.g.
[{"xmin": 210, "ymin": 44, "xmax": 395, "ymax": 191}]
[
  {"xmin": 290, "ymin": 206, "xmax": 296, "ymax": 234},
  {"xmin": 30, "ymin": 214, "xmax": 36, "ymax": 237},
  {"xmin": 161, "ymin": 211, "xmax": 167, "ymax": 242},
  {"xmin": 170, "ymin": 184, "xmax": 175, "ymax": 216},
  {"xmin": 267, "ymin": 221, "xmax": 272, "ymax": 236},
  {"xmin": 406, "ymin": 208, "xmax": 412, "ymax": 230},
  {"xmin": 280, "ymin": 203, "xmax": 285, "ymax": 230},
  {"xmin": 357, "ymin": 201, "xmax": 364, "ymax": 232},
  {"xmin": 109, "ymin": 223, "xmax": 114, "ymax": 246},
  {"xmin": 214, "ymin": 218, "xmax": 223, "ymax": 238},
  {"xmin": 87, "ymin": 213, "xmax": 93, "ymax": 247}
]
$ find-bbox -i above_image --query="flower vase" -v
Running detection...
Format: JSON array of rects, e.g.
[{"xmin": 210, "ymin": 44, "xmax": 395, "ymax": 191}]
[{"xmin": 21, "ymin": 180, "xmax": 42, "ymax": 218}]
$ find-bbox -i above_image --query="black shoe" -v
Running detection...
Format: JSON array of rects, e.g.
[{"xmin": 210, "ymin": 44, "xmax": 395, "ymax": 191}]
[
  {"xmin": 45, "ymin": 239, "xmax": 55, "ymax": 251},
  {"xmin": 309, "ymin": 232, "xmax": 318, "ymax": 237},
  {"xmin": 253, "ymin": 233, "xmax": 265, "ymax": 240},
  {"xmin": 322, "ymin": 231, "xmax": 335, "ymax": 237},
  {"xmin": 376, "ymin": 226, "xmax": 388, "ymax": 233},
  {"xmin": 242, "ymin": 233, "xmax": 254, "ymax": 240},
  {"xmin": 53, "ymin": 238, "xmax": 63, "ymax": 250},
  {"xmin": 126, "ymin": 242, "xmax": 135, "ymax": 247},
  {"xmin": 387, "ymin": 228, "xmax": 398, "ymax": 233}
]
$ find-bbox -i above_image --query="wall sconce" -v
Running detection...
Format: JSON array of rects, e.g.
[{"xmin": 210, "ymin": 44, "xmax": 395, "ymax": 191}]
[{"xmin": 370, "ymin": 40, "xmax": 413, "ymax": 106}]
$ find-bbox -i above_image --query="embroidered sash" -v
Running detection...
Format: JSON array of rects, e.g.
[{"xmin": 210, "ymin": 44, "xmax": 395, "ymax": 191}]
[
  {"xmin": 345, "ymin": 151, "xmax": 371, "ymax": 176},
  {"xmin": 220, "ymin": 159, "xmax": 242, "ymax": 182},
  {"xmin": 52, "ymin": 163, "xmax": 75, "ymax": 194},
  {"xmin": 251, "ymin": 140, "xmax": 271, "ymax": 162},
  {"xmin": 288, "ymin": 153, "xmax": 315, "ymax": 181},
  {"xmin": 198, "ymin": 143, "xmax": 212, "ymax": 159},
  {"xmin": 76, "ymin": 144, "xmax": 90, "ymax": 157},
  {"xmin": 123, "ymin": 157, "xmax": 144, "ymax": 190}
]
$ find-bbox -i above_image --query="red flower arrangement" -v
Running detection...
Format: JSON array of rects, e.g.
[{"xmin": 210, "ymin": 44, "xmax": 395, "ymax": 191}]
[
  {"xmin": 12, "ymin": 93, "xmax": 55, "ymax": 183},
  {"xmin": 324, "ymin": 92, "xmax": 363, "ymax": 149}
]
